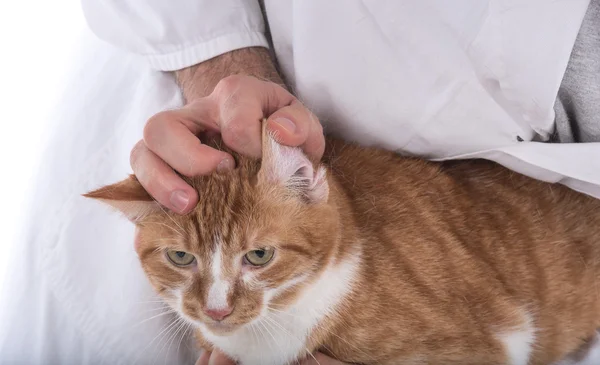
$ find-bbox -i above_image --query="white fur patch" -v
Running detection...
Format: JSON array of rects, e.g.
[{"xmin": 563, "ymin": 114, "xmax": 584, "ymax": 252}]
[
  {"xmin": 206, "ymin": 246, "xmax": 230, "ymax": 310},
  {"xmin": 496, "ymin": 310, "xmax": 536, "ymax": 365},
  {"xmin": 200, "ymin": 253, "xmax": 361, "ymax": 365}
]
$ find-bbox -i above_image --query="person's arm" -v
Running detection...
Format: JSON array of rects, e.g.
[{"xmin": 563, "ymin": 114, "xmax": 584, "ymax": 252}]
[
  {"xmin": 130, "ymin": 47, "xmax": 325, "ymax": 214},
  {"xmin": 175, "ymin": 47, "xmax": 285, "ymax": 100}
]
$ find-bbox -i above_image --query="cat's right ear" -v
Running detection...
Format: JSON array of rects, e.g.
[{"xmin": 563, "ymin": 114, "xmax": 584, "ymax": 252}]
[
  {"xmin": 83, "ymin": 175, "xmax": 160, "ymax": 223},
  {"xmin": 258, "ymin": 120, "xmax": 329, "ymax": 203}
]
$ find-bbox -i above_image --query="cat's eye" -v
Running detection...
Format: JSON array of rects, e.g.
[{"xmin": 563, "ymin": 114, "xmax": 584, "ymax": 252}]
[
  {"xmin": 244, "ymin": 248, "xmax": 275, "ymax": 266},
  {"xmin": 166, "ymin": 250, "xmax": 196, "ymax": 266}
]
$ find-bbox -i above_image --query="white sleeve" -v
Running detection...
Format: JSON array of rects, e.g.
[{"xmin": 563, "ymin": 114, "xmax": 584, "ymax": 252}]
[{"xmin": 81, "ymin": 0, "xmax": 269, "ymax": 71}]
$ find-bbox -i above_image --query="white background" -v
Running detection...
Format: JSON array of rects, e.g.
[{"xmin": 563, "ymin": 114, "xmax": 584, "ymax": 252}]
[{"xmin": 0, "ymin": 0, "xmax": 85, "ymax": 293}]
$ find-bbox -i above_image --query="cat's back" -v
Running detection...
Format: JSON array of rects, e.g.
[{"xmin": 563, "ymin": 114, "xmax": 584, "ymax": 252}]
[
  {"xmin": 323, "ymin": 137, "xmax": 600, "ymax": 229},
  {"xmin": 321, "ymin": 137, "xmax": 600, "ymax": 365}
]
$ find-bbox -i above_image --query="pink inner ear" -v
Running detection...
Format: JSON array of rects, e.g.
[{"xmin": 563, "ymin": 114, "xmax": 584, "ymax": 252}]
[
  {"xmin": 261, "ymin": 136, "xmax": 329, "ymax": 203},
  {"xmin": 264, "ymin": 139, "xmax": 314, "ymax": 184}
]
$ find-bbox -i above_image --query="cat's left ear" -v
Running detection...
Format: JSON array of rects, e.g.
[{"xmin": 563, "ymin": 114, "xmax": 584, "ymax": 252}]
[
  {"xmin": 83, "ymin": 175, "xmax": 160, "ymax": 223},
  {"xmin": 258, "ymin": 120, "xmax": 329, "ymax": 203}
]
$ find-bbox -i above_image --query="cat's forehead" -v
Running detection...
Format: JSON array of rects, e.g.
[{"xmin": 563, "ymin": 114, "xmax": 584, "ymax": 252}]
[{"xmin": 183, "ymin": 169, "xmax": 262, "ymax": 244}]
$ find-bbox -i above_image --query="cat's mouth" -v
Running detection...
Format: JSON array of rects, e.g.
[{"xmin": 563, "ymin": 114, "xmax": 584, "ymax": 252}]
[{"xmin": 204, "ymin": 320, "xmax": 238, "ymax": 335}]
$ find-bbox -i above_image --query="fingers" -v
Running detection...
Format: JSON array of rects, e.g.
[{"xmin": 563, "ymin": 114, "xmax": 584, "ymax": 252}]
[
  {"xmin": 266, "ymin": 99, "xmax": 325, "ymax": 162},
  {"xmin": 208, "ymin": 350, "xmax": 237, "ymax": 365},
  {"xmin": 130, "ymin": 140, "xmax": 198, "ymax": 214},
  {"xmin": 143, "ymin": 111, "xmax": 234, "ymax": 176},
  {"xmin": 195, "ymin": 350, "xmax": 236, "ymax": 365},
  {"xmin": 132, "ymin": 74, "xmax": 324, "ymax": 215},
  {"xmin": 195, "ymin": 350, "xmax": 211, "ymax": 365},
  {"xmin": 215, "ymin": 75, "xmax": 295, "ymax": 157}
]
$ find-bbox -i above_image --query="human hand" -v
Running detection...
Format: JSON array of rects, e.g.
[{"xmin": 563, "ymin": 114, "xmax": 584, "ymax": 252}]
[
  {"xmin": 131, "ymin": 74, "xmax": 324, "ymax": 214},
  {"xmin": 195, "ymin": 349, "xmax": 348, "ymax": 365}
]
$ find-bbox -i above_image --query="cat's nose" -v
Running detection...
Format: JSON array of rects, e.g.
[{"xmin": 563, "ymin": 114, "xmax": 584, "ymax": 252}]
[{"xmin": 203, "ymin": 306, "xmax": 233, "ymax": 321}]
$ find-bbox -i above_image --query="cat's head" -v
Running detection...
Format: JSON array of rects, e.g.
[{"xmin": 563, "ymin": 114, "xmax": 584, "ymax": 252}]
[{"xmin": 85, "ymin": 125, "xmax": 338, "ymax": 336}]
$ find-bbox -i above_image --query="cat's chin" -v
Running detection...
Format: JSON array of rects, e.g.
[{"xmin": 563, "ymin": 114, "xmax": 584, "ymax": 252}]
[{"xmin": 203, "ymin": 321, "xmax": 240, "ymax": 336}]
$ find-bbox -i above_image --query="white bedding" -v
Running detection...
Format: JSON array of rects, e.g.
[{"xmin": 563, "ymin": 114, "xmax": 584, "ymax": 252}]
[{"xmin": 0, "ymin": 24, "xmax": 198, "ymax": 364}]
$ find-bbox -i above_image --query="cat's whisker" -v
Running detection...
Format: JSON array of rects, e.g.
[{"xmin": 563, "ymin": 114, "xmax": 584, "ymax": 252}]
[
  {"xmin": 266, "ymin": 305, "xmax": 295, "ymax": 313},
  {"xmin": 143, "ymin": 220, "xmax": 185, "ymax": 237},
  {"xmin": 175, "ymin": 321, "xmax": 193, "ymax": 360},
  {"xmin": 138, "ymin": 307, "xmax": 171, "ymax": 317},
  {"xmin": 133, "ymin": 309, "xmax": 176, "ymax": 328},
  {"xmin": 253, "ymin": 321, "xmax": 273, "ymax": 365},
  {"xmin": 248, "ymin": 322, "xmax": 259, "ymax": 347},
  {"xmin": 247, "ymin": 323, "xmax": 264, "ymax": 364},
  {"xmin": 152, "ymin": 318, "xmax": 182, "ymax": 365},
  {"xmin": 135, "ymin": 302, "xmax": 168, "ymax": 307},
  {"xmin": 257, "ymin": 319, "xmax": 280, "ymax": 360},
  {"xmin": 133, "ymin": 302, "xmax": 171, "ymax": 312},
  {"xmin": 132, "ymin": 317, "xmax": 182, "ymax": 365},
  {"xmin": 158, "ymin": 317, "xmax": 188, "ymax": 365},
  {"xmin": 155, "ymin": 202, "xmax": 187, "ymax": 236},
  {"xmin": 137, "ymin": 305, "xmax": 170, "ymax": 313},
  {"xmin": 162, "ymin": 318, "xmax": 188, "ymax": 365},
  {"xmin": 134, "ymin": 297, "xmax": 167, "ymax": 304}
]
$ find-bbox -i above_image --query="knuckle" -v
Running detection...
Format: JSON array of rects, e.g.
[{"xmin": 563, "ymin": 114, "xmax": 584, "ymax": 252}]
[
  {"xmin": 143, "ymin": 111, "xmax": 168, "ymax": 144},
  {"xmin": 214, "ymin": 75, "xmax": 244, "ymax": 95},
  {"xmin": 221, "ymin": 118, "xmax": 249, "ymax": 147},
  {"xmin": 221, "ymin": 90, "xmax": 242, "ymax": 113}
]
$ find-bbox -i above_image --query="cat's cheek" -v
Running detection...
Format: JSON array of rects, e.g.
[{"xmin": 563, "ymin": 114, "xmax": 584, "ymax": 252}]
[{"xmin": 240, "ymin": 269, "xmax": 258, "ymax": 287}]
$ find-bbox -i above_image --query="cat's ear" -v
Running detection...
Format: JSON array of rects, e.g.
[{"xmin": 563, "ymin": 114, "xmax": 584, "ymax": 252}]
[
  {"xmin": 258, "ymin": 120, "xmax": 329, "ymax": 203},
  {"xmin": 83, "ymin": 175, "xmax": 160, "ymax": 223}
]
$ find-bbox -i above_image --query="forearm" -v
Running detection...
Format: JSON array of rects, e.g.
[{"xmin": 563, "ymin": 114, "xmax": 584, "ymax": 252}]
[{"xmin": 175, "ymin": 47, "xmax": 285, "ymax": 102}]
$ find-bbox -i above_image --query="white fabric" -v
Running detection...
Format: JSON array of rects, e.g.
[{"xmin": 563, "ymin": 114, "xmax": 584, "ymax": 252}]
[
  {"xmin": 81, "ymin": 0, "xmax": 600, "ymax": 199},
  {"xmin": 81, "ymin": 0, "xmax": 268, "ymax": 71},
  {"xmin": 0, "ymin": 31, "xmax": 197, "ymax": 365},
  {"xmin": 2, "ymin": 0, "xmax": 599, "ymax": 364}
]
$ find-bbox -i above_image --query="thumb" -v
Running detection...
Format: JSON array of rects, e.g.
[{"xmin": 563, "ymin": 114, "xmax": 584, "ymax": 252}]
[
  {"xmin": 266, "ymin": 100, "xmax": 325, "ymax": 162},
  {"xmin": 208, "ymin": 350, "xmax": 236, "ymax": 365}
]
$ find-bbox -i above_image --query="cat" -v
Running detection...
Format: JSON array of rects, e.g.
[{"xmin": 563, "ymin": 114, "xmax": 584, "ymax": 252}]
[{"xmin": 85, "ymin": 121, "xmax": 600, "ymax": 365}]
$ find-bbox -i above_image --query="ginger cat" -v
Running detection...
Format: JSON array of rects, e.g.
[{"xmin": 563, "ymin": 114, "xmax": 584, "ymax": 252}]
[{"xmin": 86, "ymin": 122, "xmax": 600, "ymax": 365}]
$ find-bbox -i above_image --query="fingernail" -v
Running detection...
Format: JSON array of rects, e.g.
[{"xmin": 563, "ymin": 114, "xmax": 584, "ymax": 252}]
[
  {"xmin": 217, "ymin": 158, "xmax": 234, "ymax": 173},
  {"xmin": 272, "ymin": 117, "xmax": 296, "ymax": 133},
  {"xmin": 170, "ymin": 190, "xmax": 189, "ymax": 213}
]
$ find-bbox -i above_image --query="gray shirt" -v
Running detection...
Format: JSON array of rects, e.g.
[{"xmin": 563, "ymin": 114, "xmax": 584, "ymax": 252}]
[{"xmin": 553, "ymin": 0, "xmax": 600, "ymax": 142}]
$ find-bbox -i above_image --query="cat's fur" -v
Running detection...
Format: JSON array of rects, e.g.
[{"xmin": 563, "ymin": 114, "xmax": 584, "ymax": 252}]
[{"xmin": 86, "ymin": 123, "xmax": 600, "ymax": 365}]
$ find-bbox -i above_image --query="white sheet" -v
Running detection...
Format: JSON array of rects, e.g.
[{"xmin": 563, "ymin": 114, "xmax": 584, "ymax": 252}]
[{"xmin": 0, "ymin": 26, "xmax": 198, "ymax": 364}]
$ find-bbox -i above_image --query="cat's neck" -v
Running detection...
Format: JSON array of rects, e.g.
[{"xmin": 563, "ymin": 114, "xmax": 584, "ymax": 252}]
[{"xmin": 323, "ymin": 171, "xmax": 364, "ymax": 266}]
